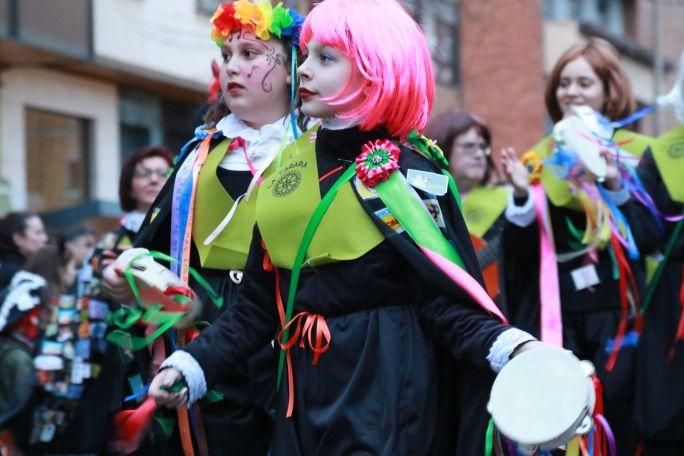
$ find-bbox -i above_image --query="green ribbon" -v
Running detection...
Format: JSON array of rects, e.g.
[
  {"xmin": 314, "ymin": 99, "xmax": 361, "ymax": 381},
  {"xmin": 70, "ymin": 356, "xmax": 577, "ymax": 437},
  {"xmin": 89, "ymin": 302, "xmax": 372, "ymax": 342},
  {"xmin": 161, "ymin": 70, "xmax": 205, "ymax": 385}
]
[
  {"xmin": 106, "ymin": 250, "xmax": 224, "ymax": 350},
  {"xmin": 376, "ymin": 172, "xmax": 464, "ymax": 267},
  {"xmin": 406, "ymin": 130, "xmax": 463, "ymax": 209},
  {"xmin": 276, "ymin": 165, "xmax": 357, "ymax": 390},
  {"xmin": 277, "ymin": 164, "xmax": 467, "ymax": 390},
  {"xmin": 484, "ymin": 418, "xmax": 494, "ymax": 456},
  {"xmin": 640, "ymin": 217, "xmax": 684, "ymax": 315}
]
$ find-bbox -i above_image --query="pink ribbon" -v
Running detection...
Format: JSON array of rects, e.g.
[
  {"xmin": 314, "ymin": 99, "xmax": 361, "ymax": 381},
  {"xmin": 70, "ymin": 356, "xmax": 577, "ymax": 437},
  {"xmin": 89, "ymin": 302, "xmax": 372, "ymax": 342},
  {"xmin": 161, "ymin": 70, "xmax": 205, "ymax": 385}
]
[
  {"xmin": 531, "ymin": 184, "xmax": 563, "ymax": 346},
  {"xmin": 229, "ymin": 137, "xmax": 262, "ymax": 184},
  {"xmin": 419, "ymin": 246, "xmax": 507, "ymax": 323}
]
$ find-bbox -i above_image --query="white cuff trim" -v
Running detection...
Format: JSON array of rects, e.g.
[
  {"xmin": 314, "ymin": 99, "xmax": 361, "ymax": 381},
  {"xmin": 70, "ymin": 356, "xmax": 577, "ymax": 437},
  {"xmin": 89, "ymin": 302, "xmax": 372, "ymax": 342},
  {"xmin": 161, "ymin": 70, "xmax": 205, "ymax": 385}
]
[
  {"xmin": 161, "ymin": 350, "xmax": 207, "ymax": 404},
  {"xmin": 602, "ymin": 185, "xmax": 631, "ymax": 206},
  {"xmin": 504, "ymin": 191, "xmax": 537, "ymax": 227},
  {"xmin": 487, "ymin": 328, "xmax": 537, "ymax": 373}
]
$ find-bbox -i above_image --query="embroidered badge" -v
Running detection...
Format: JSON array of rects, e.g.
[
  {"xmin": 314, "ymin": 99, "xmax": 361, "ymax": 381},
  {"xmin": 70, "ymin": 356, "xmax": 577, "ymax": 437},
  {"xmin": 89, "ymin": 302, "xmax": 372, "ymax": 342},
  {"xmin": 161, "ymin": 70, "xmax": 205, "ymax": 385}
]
[
  {"xmin": 272, "ymin": 170, "xmax": 302, "ymax": 197},
  {"xmin": 667, "ymin": 139, "xmax": 684, "ymax": 159}
]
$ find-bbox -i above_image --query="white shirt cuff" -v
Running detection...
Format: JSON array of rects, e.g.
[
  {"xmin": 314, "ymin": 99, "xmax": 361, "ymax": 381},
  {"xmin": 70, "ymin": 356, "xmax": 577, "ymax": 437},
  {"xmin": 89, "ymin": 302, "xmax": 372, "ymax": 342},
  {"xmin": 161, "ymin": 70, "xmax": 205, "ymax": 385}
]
[
  {"xmin": 487, "ymin": 328, "xmax": 537, "ymax": 373},
  {"xmin": 160, "ymin": 350, "xmax": 207, "ymax": 404},
  {"xmin": 504, "ymin": 191, "xmax": 537, "ymax": 227},
  {"xmin": 601, "ymin": 185, "xmax": 631, "ymax": 206}
]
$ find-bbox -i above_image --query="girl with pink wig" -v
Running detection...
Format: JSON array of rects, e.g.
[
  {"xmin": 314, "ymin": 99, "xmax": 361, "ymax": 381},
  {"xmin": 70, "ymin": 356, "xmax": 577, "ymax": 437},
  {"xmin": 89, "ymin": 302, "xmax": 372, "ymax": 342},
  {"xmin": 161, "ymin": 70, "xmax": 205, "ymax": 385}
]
[{"xmin": 150, "ymin": 1, "xmax": 538, "ymax": 454}]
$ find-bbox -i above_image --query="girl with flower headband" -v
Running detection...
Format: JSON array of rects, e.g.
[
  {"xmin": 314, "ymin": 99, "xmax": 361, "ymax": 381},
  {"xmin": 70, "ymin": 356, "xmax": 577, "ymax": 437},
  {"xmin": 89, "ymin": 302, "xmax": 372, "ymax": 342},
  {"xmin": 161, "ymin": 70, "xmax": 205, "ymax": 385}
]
[
  {"xmin": 498, "ymin": 38, "xmax": 658, "ymax": 455},
  {"xmin": 102, "ymin": 1, "xmax": 306, "ymax": 454},
  {"xmin": 149, "ymin": 0, "xmax": 544, "ymax": 454}
]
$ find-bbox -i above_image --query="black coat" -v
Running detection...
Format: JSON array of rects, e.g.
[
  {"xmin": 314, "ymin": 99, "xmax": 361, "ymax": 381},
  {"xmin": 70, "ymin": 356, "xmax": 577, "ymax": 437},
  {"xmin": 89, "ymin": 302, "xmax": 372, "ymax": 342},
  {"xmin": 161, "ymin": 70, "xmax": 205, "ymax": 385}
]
[
  {"xmin": 133, "ymin": 135, "xmax": 274, "ymax": 455},
  {"xmin": 184, "ymin": 126, "xmax": 509, "ymax": 456},
  {"xmin": 0, "ymin": 251, "xmax": 25, "ymax": 290},
  {"xmin": 500, "ymin": 161, "xmax": 658, "ymax": 455},
  {"xmin": 634, "ymin": 148, "xmax": 684, "ymax": 442}
]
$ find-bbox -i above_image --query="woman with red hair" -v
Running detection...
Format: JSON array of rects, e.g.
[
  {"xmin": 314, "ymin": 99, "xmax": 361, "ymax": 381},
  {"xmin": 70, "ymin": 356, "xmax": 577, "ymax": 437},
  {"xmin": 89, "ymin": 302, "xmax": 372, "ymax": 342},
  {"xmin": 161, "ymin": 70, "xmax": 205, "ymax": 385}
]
[{"xmin": 499, "ymin": 38, "xmax": 658, "ymax": 454}]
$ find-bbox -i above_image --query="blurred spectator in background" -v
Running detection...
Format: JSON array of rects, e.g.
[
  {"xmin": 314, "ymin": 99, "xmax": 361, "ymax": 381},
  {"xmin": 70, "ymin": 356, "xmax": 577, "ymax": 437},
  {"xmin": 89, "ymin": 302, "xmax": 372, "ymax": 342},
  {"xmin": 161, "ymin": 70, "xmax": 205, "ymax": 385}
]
[
  {"xmin": 0, "ymin": 242, "xmax": 77, "ymax": 453},
  {"xmin": 0, "ymin": 212, "xmax": 49, "ymax": 289},
  {"xmin": 425, "ymin": 111, "xmax": 506, "ymax": 300},
  {"xmin": 62, "ymin": 226, "xmax": 97, "ymax": 269}
]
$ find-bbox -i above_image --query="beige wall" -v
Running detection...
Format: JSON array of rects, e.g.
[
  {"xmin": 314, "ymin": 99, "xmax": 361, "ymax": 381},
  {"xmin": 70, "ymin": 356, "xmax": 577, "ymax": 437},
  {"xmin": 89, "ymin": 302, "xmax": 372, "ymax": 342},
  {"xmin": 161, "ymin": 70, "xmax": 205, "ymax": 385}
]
[
  {"xmin": 0, "ymin": 68, "xmax": 119, "ymax": 209},
  {"xmin": 94, "ymin": 0, "xmax": 219, "ymax": 87}
]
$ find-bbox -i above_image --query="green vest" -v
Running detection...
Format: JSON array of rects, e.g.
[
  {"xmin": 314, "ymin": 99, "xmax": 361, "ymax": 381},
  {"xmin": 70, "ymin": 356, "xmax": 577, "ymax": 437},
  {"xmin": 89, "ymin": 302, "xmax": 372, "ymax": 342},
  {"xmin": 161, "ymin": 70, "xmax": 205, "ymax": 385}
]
[
  {"xmin": 256, "ymin": 130, "xmax": 384, "ymax": 270},
  {"xmin": 528, "ymin": 129, "xmax": 653, "ymax": 209},
  {"xmin": 651, "ymin": 125, "xmax": 684, "ymax": 204},
  {"xmin": 192, "ymin": 138, "xmax": 260, "ymax": 270},
  {"xmin": 461, "ymin": 186, "xmax": 508, "ymax": 238}
]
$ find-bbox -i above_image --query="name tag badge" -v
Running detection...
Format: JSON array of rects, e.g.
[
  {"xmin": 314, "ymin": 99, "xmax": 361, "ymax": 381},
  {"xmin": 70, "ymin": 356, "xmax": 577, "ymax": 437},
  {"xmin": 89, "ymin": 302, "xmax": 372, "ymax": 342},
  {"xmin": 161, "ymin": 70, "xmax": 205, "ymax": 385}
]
[
  {"xmin": 407, "ymin": 169, "xmax": 449, "ymax": 196},
  {"xmin": 571, "ymin": 264, "xmax": 600, "ymax": 291}
]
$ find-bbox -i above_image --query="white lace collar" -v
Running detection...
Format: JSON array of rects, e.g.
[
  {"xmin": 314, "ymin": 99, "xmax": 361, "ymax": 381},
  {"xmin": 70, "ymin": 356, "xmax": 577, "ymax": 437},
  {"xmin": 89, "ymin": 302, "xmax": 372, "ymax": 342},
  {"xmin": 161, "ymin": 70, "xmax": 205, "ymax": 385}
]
[{"xmin": 215, "ymin": 113, "xmax": 290, "ymax": 143}]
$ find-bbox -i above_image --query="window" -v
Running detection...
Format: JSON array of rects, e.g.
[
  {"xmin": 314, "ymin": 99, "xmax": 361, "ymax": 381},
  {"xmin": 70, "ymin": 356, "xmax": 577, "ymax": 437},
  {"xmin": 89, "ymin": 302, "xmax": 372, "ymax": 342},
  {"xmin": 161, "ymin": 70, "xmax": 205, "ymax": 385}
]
[
  {"xmin": 543, "ymin": 0, "xmax": 633, "ymax": 37},
  {"xmin": 25, "ymin": 108, "xmax": 90, "ymax": 212},
  {"xmin": 405, "ymin": 0, "xmax": 460, "ymax": 86}
]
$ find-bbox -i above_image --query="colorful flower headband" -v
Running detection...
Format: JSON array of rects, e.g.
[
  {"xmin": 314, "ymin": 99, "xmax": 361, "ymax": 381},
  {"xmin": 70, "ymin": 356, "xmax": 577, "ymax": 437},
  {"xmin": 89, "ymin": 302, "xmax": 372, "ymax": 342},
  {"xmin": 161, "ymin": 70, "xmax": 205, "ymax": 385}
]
[{"xmin": 210, "ymin": 0, "xmax": 304, "ymax": 47}]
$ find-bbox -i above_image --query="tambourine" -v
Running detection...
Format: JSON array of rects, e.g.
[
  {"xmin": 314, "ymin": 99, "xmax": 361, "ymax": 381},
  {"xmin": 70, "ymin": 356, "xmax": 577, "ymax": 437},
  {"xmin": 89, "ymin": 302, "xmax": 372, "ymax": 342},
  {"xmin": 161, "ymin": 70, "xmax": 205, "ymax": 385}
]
[
  {"xmin": 553, "ymin": 105, "xmax": 611, "ymax": 181},
  {"xmin": 488, "ymin": 347, "xmax": 595, "ymax": 454},
  {"xmin": 116, "ymin": 248, "xmax": 202, "ymax": 329}
]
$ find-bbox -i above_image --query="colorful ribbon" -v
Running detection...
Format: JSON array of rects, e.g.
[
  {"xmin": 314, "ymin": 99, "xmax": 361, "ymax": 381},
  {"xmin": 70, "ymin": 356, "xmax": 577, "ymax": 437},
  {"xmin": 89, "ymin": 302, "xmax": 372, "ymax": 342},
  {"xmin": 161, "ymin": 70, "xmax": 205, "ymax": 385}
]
[{"xmin": 531, "ymin": 184, "xmax": 563, "ymax": 346}]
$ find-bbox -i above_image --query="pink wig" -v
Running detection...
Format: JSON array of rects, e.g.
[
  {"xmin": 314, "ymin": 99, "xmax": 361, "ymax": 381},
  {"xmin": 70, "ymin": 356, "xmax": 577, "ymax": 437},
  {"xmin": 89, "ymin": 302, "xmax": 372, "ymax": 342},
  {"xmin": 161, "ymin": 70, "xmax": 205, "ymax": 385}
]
[{"xmin": 300, "ymin": 0, "xmax": 434, "ymax": 138}]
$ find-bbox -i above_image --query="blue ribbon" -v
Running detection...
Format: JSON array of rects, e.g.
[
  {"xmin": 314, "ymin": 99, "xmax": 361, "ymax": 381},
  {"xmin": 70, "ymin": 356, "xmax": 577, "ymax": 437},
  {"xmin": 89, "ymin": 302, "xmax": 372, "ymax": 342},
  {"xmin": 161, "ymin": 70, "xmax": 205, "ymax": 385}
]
[
  {"xmin": 289, "ymin": 46, "xmax": 300, "ymax": 140},
  {"xmin": 597, "ymin": 184, "xmax": 640, "ymax": 260},
  {"xmin": 609, "ymin": 105, "xmax": 657, "ymax": 129},
  {"xmin": 605, "ymin": 330, "xmax": 640, "ymax": 352},
  {"xmin": 124, "ymin": 385, "xmax": 149, "ymax": 402}
]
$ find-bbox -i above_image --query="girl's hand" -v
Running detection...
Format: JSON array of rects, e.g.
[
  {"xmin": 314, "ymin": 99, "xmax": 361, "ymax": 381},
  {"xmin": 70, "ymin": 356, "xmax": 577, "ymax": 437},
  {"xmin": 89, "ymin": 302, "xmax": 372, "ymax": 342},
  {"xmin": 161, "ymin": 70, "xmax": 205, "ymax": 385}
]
[
  {"xmin": 101, "ymin": 260, "xmax": 134, "ymax": 302},
  {"xmin": 149, "ymin": 368, "xmax": 188, "ymax": 409},
  {"xmin": 599, "ymin": 147, "xmax": 622, "ymax": 190},
  {"xmin": 500, "ymin": 147, "xmax": 529, "ymax": 198}
]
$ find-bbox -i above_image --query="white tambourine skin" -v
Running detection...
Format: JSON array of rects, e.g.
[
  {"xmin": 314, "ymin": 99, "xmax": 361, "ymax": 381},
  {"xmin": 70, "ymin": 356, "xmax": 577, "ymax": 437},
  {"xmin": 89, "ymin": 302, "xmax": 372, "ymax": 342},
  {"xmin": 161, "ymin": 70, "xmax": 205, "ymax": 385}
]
[
  {"xmin": 488, "ymin": 347, "xmax": 595, "ymax": 453},
  {"xmin": 553, "ymin": 106, "xmax": 609, "ymax": 182}
]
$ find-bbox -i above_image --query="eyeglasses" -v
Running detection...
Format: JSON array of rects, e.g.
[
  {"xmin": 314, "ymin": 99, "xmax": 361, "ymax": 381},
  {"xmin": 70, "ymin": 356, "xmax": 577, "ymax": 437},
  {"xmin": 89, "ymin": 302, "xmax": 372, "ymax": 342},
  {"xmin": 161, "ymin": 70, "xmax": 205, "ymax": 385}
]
[
  {"xmin": 454, "ymin": 142, "xmax": 491, "ymax": 156},
  {"xmin": 133, "ymin": 168, "xmax": 170, "ymax": 179}
]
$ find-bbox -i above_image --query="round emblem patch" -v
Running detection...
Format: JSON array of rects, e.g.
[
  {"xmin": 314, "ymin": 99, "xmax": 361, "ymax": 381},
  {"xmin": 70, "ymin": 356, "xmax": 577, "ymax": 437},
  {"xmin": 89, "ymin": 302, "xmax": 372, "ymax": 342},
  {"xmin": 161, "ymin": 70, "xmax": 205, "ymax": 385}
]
[
  {"xmin": 272, "ymin": 170, "xmax": 302, "ymax": 197},
  {"xmin": 464, "ymin": 208, "xmax": 483, "ymax": 226},
  {"xmin": 667, "ymin": 140, "xmax": 684, "ymax": 159}
]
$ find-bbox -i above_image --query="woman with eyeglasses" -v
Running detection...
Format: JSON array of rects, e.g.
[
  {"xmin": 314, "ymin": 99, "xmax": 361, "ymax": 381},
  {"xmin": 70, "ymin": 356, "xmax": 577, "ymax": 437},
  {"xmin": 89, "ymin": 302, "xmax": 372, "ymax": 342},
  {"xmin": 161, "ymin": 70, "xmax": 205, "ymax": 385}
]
[
  {"xmin": 425, "ymin": 111, "xmax": 506, "ymax": 300},
  {"xmin": 498, "ymin": 38, "xmax": 657, "ymax": 455}
]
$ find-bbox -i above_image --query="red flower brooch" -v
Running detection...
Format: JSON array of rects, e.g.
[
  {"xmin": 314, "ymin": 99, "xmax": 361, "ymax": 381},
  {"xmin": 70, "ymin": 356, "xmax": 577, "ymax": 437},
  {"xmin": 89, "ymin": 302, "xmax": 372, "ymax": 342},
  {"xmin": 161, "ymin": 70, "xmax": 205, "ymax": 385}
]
[{"xmin": 355, "ymin": 139, "xmax": 400, "ymax": 187}]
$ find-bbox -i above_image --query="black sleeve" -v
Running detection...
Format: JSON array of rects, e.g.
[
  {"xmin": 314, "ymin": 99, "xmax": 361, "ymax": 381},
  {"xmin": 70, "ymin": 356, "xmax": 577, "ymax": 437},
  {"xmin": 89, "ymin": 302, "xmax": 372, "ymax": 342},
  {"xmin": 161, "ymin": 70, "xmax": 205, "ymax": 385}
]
[
  {"xmin": 501, "ymin": 196, "xmax": 540, "ymax": 263},
  {"xmin": 634, "ymin": 149, "xmax": 679, "ymax": 255},
  {"xmin": 183, "ymin": 226, "xmax": 278, "ymax": 388},
  {"xmin": 415, "ymin": 176, "xmax": 508, "ymax": 369},
  {"xmin": 379, "ymin": 151, "xmax": 510, "ymax": 369}
]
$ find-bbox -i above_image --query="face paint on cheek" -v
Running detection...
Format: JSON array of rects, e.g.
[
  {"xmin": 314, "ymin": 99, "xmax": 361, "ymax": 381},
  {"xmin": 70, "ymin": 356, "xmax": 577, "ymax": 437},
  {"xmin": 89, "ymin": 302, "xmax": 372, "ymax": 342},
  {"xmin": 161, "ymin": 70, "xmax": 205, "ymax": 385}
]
[{"xmin": 261, "ymin": 49, "xmax": 288, "ymax": 93}]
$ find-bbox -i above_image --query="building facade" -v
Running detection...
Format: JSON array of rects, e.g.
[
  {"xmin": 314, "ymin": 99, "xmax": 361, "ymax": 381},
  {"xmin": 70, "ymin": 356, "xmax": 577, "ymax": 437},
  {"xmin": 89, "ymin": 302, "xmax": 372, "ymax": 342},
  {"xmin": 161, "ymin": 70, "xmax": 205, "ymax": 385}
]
[
  {"xmin": 0, "ymin": 0, "xmax": 218, "ymax": 229},
  {"xmin": 1, "ymin": 0, "xmax": 682, "ymax": 227}
]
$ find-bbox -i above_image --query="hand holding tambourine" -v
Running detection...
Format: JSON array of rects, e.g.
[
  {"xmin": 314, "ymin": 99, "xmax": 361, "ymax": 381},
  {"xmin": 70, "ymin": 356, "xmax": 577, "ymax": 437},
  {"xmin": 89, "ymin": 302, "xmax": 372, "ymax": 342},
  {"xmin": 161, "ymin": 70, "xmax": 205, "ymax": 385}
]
[
  {"xmin": 114, "ymin": 248, "xmax": 202, "ymax": 329},
  {"xmin": 553, "ymin": 105, "xmax": 612, "ymax": 183},
  {"xmin": 488, "ymin": 346, "xmax": 599, "ymax": 454}
]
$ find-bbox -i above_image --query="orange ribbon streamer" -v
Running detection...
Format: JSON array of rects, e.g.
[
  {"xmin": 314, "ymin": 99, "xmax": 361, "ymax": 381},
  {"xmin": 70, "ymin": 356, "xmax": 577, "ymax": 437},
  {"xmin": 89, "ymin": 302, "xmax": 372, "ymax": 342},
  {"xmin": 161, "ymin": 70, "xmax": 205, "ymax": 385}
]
[{"xmin": 277, "ymin": 312, "xmax": 331, "ymax": 417}]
